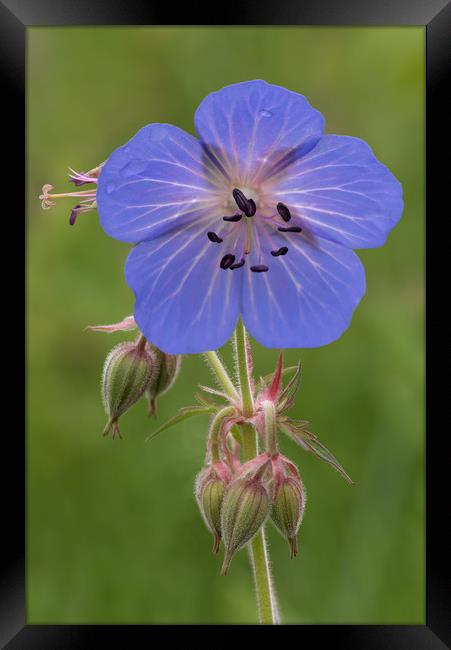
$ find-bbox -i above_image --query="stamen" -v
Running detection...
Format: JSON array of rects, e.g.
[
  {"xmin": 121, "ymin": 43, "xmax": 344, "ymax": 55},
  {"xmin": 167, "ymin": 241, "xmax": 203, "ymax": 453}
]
[
  {"xmin": 247, "ymin": 199, "xmax": 256, "ymax": 216},
  {"xmin": 68, "ymin": 201, "xmax": 97, "ymax": 225},
  {"xmin": 68, "ymin": 164, "xmax": 103, "ymax": 186},
  {"xmin": 277, "ymin": 226, "xmax": 302, "ymax": 233},
  {"xmin": 232, "ymin": 188, "xmax": 249, "ymax": 213},
  {"xmin": 39, "ymin": 184, "xmax": 56, "ymax": 209},
  {"xmin": 230, "ymin": 259, "xmax": 245, "ymax": 270},
  {"xmin": 223, "ymin": 214, "xmax": 242, "ymax": 222},
  {"xmin": 271, "ymin": 247, "xmax": 288, "ymax": 257},
  {"xmin": 69, "ymin": 205, "xmax": 82, "ymax": 226},
  {"xmin": 69, "ymin": 173, "xmax": 91, "ymax": 187},
  {"xmin": 277, "ymin": 203, "xmax": 291, "ymax": 222},
  {"xmin": 250, "ymin": 265, "xmax": 269, "ymax": 273},
  {"xmin": 220, "ymin": 254, "xmax": 236, "ymax": 270},
  {"xmin": 39, "ymin": 184, "xmax": 96, "ymax": 208},
  {"xmin": 207, "ymin": 231, "xmax": 223, "ymax": 243},
  {"xmin": 245, "ymin": 218, "xmax": 252, "ymax": 255}
]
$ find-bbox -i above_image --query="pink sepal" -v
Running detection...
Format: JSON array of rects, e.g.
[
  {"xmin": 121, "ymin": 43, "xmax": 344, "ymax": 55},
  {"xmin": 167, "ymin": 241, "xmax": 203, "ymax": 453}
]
[
  {"xmin": 238, "ymin": 452, "xmax": 271, "ymax": 479},
  {"xmin": 211, "ymin": 460, "xmax": 233, "ymax": 484},
  {"xmin": 218, "ymin": 416, "xmax": 244, "ymax": 461},
  {"xmin": 86, "ymin": 315, "xmax": 137, "ymax": 333},
  {"xmin": 270, "ymin": 454, "xmax": 284, "ymax": 499},
  {"xmin": 280, "ymin": 454, "xmax": 301, "ymax": 480}
]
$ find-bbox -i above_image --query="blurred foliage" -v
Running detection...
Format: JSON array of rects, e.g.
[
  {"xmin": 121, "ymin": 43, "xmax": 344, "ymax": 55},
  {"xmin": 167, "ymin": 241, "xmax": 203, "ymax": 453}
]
[{"xmin": 27, "ymin": 27, "xmax": 424, "ymax": 624}]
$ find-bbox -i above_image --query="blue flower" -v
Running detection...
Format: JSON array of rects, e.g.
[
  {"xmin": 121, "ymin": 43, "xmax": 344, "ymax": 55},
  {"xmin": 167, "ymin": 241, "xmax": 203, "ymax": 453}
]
[{"xmin": 96, "ymin": 80, "xmax": 403, "ymax": 354}]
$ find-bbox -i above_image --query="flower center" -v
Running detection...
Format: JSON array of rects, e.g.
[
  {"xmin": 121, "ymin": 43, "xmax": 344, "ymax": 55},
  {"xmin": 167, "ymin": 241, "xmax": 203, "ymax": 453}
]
[{"xmin": 207, "ymin": 188, "xmax": 303, "ymax": 273}]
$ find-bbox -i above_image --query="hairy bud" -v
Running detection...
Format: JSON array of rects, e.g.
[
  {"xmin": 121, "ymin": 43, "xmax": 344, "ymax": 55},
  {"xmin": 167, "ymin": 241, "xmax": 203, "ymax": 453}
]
[
  {"xmin": 270, "ymin": 476, "xmax": 306, "ymax": 558},
  {"xmin": 195, "ymin": 462, "xmax": 231, "ymax": 554},
  {"xmin": 220, "ymin": 476, "xmax": 270, "ymax": 575},
  {"xmin": 101, "ymin": 337, "xmax": 155, "ymax": 438},
  {"xmin": 145, "ymin": 344, "xmax": 182, "ymax": 415}
]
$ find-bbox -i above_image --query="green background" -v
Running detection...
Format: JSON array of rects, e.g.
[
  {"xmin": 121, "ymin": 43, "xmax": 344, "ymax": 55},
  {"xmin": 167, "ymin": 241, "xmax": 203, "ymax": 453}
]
[{"xmin": 27, "ymin": 27, "xmax": 424, "ymax": 624}]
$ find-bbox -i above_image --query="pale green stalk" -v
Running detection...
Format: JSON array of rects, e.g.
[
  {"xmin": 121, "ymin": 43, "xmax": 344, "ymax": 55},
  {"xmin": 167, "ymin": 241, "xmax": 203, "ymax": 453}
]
[
  {"xmin": 203, "ymin": 351, "xmax": 239, "ymax": 402},
  {"xmin": 209, "ymin": 406, "xmax": 236, "ymax": 463},
  {"xmin": 207, "ymin": 321, "xmax": 279, "ymax": 624},
  {"xmin": 240, "ymin": 421, "xmax": 279, "ymax": 624},
  {"xmin": 261, "ymin": 400, "xmax": 278, "ymax": 457},
  {"xmin": 233, "ymin": 320, "xmax": 254, "ymax": 417}
]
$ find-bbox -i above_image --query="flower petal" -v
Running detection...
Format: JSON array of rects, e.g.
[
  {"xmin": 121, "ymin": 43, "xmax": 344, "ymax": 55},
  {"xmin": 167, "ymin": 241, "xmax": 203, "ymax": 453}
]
[
  {"xmin": 97, "ymin": 124, "xmax": 221, "ymax": 243},
  {"xmin": 125, "ymin": 221, "xmax": 242, "ymax": 354},
  {"xmin": 194, "ymin": 80, "xmax": 324, "ymax": 184},
  {"xmin": 273, "ymin": 135, "xmax": 403, "ymax": 249},
  {"xmin": 241, "ymin": 233, "xmax": 366, "ymax": 348}
]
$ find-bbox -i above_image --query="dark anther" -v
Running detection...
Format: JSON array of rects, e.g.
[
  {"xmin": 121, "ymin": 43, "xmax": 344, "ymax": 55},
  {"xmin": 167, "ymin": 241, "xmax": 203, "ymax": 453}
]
[
  {"xmin": 277, "ymin": 202, "xmax": 291, "ymax": 222},
  {"xmin": 220, "ymin": 254, "xmax": 236, "ymax": 270},
  {"xmin": 232, "ymin": 188, "xmax": 255, "ymax": 217},
  {"xmin": 271, "ymin": 246, "xmax": 288, "ymax": 257},
  {"xmin": 207, "ymin": 231, "xmax": 223, "ymax": 243},
  {"xmin": 69, "ymin": 204, "xmax": 81, "ymax": 226},
  {"xmin": 250, "ymin": 265, "xmax": 269, "ymax": 273},
  {"xmin": 69, "ymin": 178, "xmax": 88, "ymax": 187},
  {"xmin": 230, "ymin": 259, "xmax": 245, "ymax": 270},
  {"xmin": 232, "ymin": 188, "xmax": 249, "ymax": 213},
  {"xmin": 223, "ymin": 214, "xmax": 242, "ymax": 222},
  {"xmin": 277, "ymin": 226, "xmax": 302, "ymax": 233}
]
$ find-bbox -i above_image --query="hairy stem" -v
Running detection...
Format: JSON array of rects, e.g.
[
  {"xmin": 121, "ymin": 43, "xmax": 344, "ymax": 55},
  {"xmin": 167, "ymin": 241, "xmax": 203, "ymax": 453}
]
[
  {"xmin": 135, "ymin": 333, "xmax": 147, "ymax": 352},
  {"xmin": 209, "ymin": 405, "xmax": 236, "ymax": 463},
  {"xmin": 235, "ymin": 321, "xmax": 279, "ymax": 624},
  {"xmin": 261, "ymin": 400, "xmax": 279, "ymax": 457},
  {"xmin": 240, "ymin": 421, "xmax": 279, "ymax": 624},
  {"xmin": 203, "ymin": 351, "xmax": 239, "ymax": 402},
  {"xmin": 204, "ymin": 326, "xmax": 279, "ymax": 623},
  {"xmin": 233, "ymin": 320, "xmax": 254, "ymax": 418}
]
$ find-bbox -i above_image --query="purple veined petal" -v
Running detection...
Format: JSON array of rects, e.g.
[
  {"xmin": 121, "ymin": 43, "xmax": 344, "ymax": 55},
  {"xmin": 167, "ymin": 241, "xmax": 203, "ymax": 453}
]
[
  {"xmin": 241, "ymin": 233, "xmax": 366, "ymax": 349},
  {"xmin": 125, "ymin": 220, "xmax": 242, "ymax": 354},
  {"xmin": 97, "ymin": 124, "xmax": 224, "ymax": 244},
  {"xmin": 194, "ymin": 80, "xmax": 324, "ymax": 186},
  {"xmin": 271, "ymin": 135, "xmax": 403, "ymax": 249}
]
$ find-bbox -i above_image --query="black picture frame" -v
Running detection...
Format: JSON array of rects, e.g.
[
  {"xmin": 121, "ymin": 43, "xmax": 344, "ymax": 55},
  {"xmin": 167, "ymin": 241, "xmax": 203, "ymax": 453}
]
[{"xmin": 3, "ymin": 0, "xmax": 449, "ymax": 645}]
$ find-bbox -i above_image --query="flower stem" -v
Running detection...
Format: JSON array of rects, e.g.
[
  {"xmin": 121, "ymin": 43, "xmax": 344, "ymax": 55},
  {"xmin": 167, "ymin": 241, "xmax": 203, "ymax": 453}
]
[
  {"xmin": 136, "ymin": 333, "xmax": 147, "ymax": 352},
  {"xmin": 240, "ymin": 421, "xmax": 279, "ymax": 624},
  {"xmin": 209, "ymin": 405, "xmax": 236, "ymax": 463},
  {"xmin": 203, "ymin": 351, "xmax": 239, "ymax": 402},
  {"xmin": 261, "ymin": 400, "xmax": 279, "ymax": 457},
  {"xmin": 204, "ymin": 325, "xmax": 279, "ymax": 623},
  {"xmin": 233, "ymin": 319, "xmax": 254, "ymax": 418},
  {"xmin": 234, "ymin": 322, "xmax": 279, "ymax": 624}
]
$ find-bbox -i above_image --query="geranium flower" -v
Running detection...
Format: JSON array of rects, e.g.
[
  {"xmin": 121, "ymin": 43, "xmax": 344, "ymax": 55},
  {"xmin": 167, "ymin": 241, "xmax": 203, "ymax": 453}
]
[{"xmin": 48, "ymin": 81, "xmax": 404, "ymax": 353}]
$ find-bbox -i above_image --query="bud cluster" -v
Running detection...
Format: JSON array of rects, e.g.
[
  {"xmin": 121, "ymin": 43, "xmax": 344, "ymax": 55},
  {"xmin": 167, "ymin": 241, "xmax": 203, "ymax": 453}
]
[
  {"xmin": 145, "ymin": 343, "xmax": 182, "ymax": 416},
  {"xmin": 195, "ymin": 460, "xmax": 232, "ymax": 554},
  {"xmin": 271, "ymin": 475, "xmax": 306, "ymax": 559},
  {"xmin": 195, "ymin": 420, "xmax": 306, "ymax": 574},
  {"xmin": 91, "ymin": 316, "xmax": 182, "ymax": 438},
  {"xmin": 101, "ymin": 336, "xmax": 155, "ymax": 438}
]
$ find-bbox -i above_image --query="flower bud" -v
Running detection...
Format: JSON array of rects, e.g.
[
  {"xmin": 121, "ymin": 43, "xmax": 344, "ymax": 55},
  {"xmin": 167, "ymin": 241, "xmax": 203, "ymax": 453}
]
[
  {"xmin": 195, "ymin": 462, "xmax": 231, "ymax": 554},
  {"xmin": 145, "ymin": 344, "xmax": 182, "ymax": 415},
  {"xmin": 270, "ymin": 476, "xmax": 306, "ymax": 558},
  {"xmin": 101, "ymin": 337, "xmax": 155, "ymax": 438},
  {"xmin": 220, "ymin": 476, "xmax": 270, "ymax": 575}
]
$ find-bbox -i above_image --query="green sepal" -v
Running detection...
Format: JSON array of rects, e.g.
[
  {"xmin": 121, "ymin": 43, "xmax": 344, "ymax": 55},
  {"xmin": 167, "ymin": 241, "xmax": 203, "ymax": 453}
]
[
  {"xmin": 281, "ymin": 423, "xmax": 354, "ymax": 485},
  {"xmin": 145, "ymin": 405, "xmax": 215, "ymax": 442},
  {"xmin": 194, "ymin": 391, "xmax": 222, "ymax": 408},
  {"xmin": 277, "ymin": 361, "xmax": 302, "ymax": 412}
]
